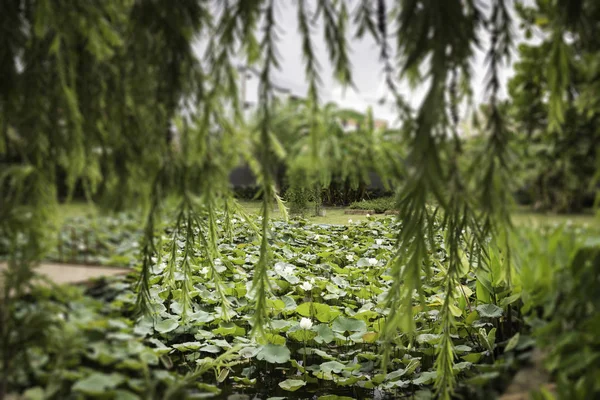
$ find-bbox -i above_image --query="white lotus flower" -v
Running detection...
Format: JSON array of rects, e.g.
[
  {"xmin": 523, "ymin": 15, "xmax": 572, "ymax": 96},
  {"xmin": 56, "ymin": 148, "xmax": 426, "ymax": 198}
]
[
  {"xmin": 299, "ymin": 317, "xmax": 313, "ymax": 330},
  {"xmin": 368, "ymin": 258, "xmax": 378, "ymax": 266},
  {"xmin": 346, "ymin": 254, "xmax": 354, "ymax": 261},
  {"xmin": 342, "ymin": 235, "xmax": 349, "ymax": 240},
  {"xmin": 348, "ymin": 219, "xmax": 353, "ymax": 224},
  {"xmin": 375, "ymin": 239, "xmax": 383, "ymax": 245},
  {"xmin": 300, "ymin": 281, "xmax": 313, "ymax": 291}
]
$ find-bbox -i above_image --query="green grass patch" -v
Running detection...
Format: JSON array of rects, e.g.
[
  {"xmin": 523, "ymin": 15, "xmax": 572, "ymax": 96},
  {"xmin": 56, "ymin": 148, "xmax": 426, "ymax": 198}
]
[{"xmin": 348, "ymin": 197, "xmax": 395, "ymax": 213}]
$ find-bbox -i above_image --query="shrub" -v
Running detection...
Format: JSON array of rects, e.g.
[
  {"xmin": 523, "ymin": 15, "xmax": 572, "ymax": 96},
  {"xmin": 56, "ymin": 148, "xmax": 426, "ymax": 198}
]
[
  {"xmin": 233, "ymin": 186, "xmax": 261, "ymax": 200},
  {"xmin": 349, "ymin": 197, "xmax": 395, "ymax": 213}
]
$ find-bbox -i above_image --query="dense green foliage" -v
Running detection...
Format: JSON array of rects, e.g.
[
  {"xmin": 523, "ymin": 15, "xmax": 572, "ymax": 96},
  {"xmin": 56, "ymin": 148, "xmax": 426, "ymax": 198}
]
[
  {"xmin": 507, "ymin": 0, "xmax": 600, "ymax": 212},
  {"xmin": 253, "ymin": 100, "xmax": 401, "ymax": 214},
  {"xmin": 6, "ymin": 215, "xmax": 599, "ymax": 399},
  {"xmin": 349, "ymin": 197, "xmax": 396, "ymax": 214},
  {"xmin": 1, "ymin": 0, "xmax": 600, "ymax": 399}
]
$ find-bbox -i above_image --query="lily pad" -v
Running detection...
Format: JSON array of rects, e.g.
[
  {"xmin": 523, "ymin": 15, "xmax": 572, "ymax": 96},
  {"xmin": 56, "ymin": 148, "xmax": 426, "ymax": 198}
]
[
  {"xmin": 154, "ymin": 319, "xmax": 179, "ymax": 334},
  {"xmin": 332, "ymin": 317, "xmax": 366, "ymax": 334},
  {"xmin": 256, "ymin": 344, "xmax": 291, "ymax": 364},
  {"xmin": 476, "ymin": 303, "xmax": 503, "ymax": 318},
  {"xmin": 72, "ymin": 373, "xmax": 125, "ymax": 395},
  {"xmin": 278, "ymin": 379, "xmax": 306, "ymax": 392},
  {"xmin": 297, "ymin": 302, "xmax": 339, "ymax": 323},
  {"xmin": 319, "ymin": 360, "xmax": 345, "ymax": 374}
]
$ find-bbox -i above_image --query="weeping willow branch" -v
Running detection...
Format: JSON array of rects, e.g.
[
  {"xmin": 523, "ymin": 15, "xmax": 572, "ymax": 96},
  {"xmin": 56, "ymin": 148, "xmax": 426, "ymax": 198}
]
[
  {"xmin": 250, "ymin": 0, "xmax": 279, "ymax": 337},
  {"xmin": 476, "ymin": 0, "xmax": 515, "ymax": 286},
  {"xmin": 316, "ymin": 0, "xmax": 352, "ymax": 86},
  {"xmin": 382, "ymin": 2, "xmax": 486, "ymax": 398},
  {"xmin": 297, "ymin": 0, "xmax": 322, "ymax": 107},
  {"xmin": 135, "ymin": 169, "xmax": 164, "ymax": 316}
]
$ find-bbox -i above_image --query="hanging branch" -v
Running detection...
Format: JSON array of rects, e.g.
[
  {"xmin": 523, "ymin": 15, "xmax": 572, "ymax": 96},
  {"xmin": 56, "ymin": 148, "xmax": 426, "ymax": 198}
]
[
  {"xmin": 380, "ymin": 2, "xmax": 487, "ymax": 398},
  {"xmin": 353, "ymin": 0, "xmax": 380, "ymax": 43},
  {"xmin": 475, "ymin": 0, "xmax": 515, "ymax": 288},
  {"xmin": 297, "ymin": 0, "xmax": 322, "ymax": 108},
  {"xmin": 316, "ymin": 0, "xmax": 353, "ymax": 87},
  {"xmin": 135, "ymin": 169, "xmax": 165, "ymax": 316},
  {"xmin": 251, "ymin": 0, "xmax": 280, "ymax": 337}
]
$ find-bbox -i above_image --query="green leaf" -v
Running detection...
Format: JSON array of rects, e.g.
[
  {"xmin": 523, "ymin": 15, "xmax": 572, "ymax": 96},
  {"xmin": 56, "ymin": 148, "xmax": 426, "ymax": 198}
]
[
  {"xmin": 412, "ymin": 371, "xmax": 437, "ymax": 385},
  {"xmin": 154, "ymin": 319, "xmax": 179, "ymax": 334},
  {"xmin": 504, "ymin": 333, "xmax": 520, "ymax": 352},
  {"xmin": 466, "ymin": 371, "xmax": 500, "ymax": 386},
  {"xmin": 172, "ymin": 342, "xmax": 203, "ymax": 352},
  {"xmin": 282, "ymin": 295, "xmax": 297, "ymax": 311},
  {"xmin": 114, "ymin": 390, "xmax": 140, "ymax": 400},
  {"xmin": 319, "ymin": 360, "xmax": 345, "ymax": 374},
  {"xmin": 189, "ymin": 310, "xmax": 215, "ymax": 323},
  {"xmin": 362, "ymin": 332, "xmax": 378, "ymax": 343},
  {"xmin": 278, "ymin": 379, "xmax": 306, "ymax": 392},
  {"xmin": 332, "ymin": 317, "xmax": 367, "ymax": 334},
  {"xmin": 416, "ymin": 333, "xmax": 441, "ymax": 345},
  {"xmin": 72, "ymin": 373, "xmax": 125, "ymax": 395},
  {"xmin": 256, "ymin": 344, "xmax": 291, "ymax": 364},
  {"xmin": 199, "ymin": 344, "xmax": 221, "ymax": 354},
  {"xmin": 476, "ymin": 304, "xmax": 503, "ymax": 318},
  {"xmin": 462, "ymin": 353, "xmax": 483, "ymax": 363},
  {"xmin": 288, "ymin": 328, "xmax": 317, "ymax": 342},
  {"xmin": 23, "ymin": 387, "xmax": 44, "ymax": 400},
  {"xmin": 297, "ymin": 302, "xmax": 339, "ymax": 322},
  {"xmin": 454, "ymin": 345, "xmax": 472, "ymax": 353},
  {"xmin": 499, "ymin": 294, "xmax": 521, "ymax": 307},
  {"xmin": 386, "ymin": 367, "xmax": 407, "ymax": 381},
  {"xmin": 476, "ymin": 277, "xmax": 492, "ymax": 304},
  {"xmin": 265, "ymin": 333, "xmax": 287, "ymax": 345},
  {"xmin": 313, "ymin": 324, "xmax": 334, "ymax": 344},
  {"xmin": 449, "ymin": 303, "xmax": 463, "ymax": 317},
  {"xmin": 478, "ymin": 327, "xmax": 497, "ymax": 353},
  {"xmin": 213, "ymin": 322, "xmax": 246, "ymax": 336}
]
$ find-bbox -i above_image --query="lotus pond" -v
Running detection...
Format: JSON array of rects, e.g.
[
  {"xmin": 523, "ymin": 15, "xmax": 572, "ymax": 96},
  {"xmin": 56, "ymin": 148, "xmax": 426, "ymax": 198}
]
[{"xmin": 7, "ymin": 211, "xmax": 555, "ymax": 400}]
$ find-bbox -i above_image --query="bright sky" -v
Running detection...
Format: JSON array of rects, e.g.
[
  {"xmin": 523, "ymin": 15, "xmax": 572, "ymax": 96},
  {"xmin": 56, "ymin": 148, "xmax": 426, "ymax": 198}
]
[{"xmin": 195, "ymin": 1, "xmax": 538, "ymax": 126}]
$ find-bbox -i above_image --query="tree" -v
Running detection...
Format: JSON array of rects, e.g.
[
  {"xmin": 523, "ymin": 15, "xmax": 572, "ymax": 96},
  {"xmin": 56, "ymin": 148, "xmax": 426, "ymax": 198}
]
[
  {"xmin": 248, "ymin": 99, "xmax": 401, "ymax": 214},
  {"xmin": 1, "ymin": 1, "xmax": 598, "ymax": 399},
  {"xmin": 507, "ymin": 1, "xmax": 600, "ymax": 212}
]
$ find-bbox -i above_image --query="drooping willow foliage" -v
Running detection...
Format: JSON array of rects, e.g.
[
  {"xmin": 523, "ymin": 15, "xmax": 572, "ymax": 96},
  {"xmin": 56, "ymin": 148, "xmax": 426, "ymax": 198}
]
[{"xmin": 0, "ymin": 0, "xmax": 593, "ymax": 398}]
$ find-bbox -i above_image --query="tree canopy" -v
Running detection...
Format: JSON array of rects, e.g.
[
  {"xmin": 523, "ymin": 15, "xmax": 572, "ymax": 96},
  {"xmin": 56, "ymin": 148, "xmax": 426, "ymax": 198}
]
[{"xmin": 1, "ymin": 1, "xmax": 599, "ymax": 398}]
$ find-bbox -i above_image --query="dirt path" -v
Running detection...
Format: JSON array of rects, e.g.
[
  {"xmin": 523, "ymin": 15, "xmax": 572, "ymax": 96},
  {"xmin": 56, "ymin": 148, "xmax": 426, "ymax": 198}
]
[{"xmin": 0, "ymin": 262, "xmax": 130, "ymax": 286}]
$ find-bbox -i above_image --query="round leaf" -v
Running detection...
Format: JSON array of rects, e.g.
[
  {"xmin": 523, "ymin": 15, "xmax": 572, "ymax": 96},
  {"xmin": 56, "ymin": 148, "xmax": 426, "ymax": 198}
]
[
  {"xmin": 154, "ymin": 319, "xmax": 179, "ymax": 334},
  {"xmin": 476, "ymin": 304, "xmax": 503, "ymax": 318},
  {"xmin": 256, "ymin": 344, "xmax": 291, "ymax": 364},
  {"xmin": 278, "ymin": 379, "xmax": 306, "ymax": 392}
]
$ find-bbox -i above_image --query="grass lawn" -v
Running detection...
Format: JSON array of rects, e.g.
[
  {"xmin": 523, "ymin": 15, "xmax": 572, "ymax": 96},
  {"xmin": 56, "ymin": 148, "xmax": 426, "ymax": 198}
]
[
  {"xmin": 239, "ymin": 201, "xmax": 598, "ymax": 226},
  {"xmin": 236, "ymin": 200, "xmax": 382, "ymax": 225},
  {"xmin": 55, "ymin": 201, "xmax": 98, "ymax": 224},
  {"xmin": 54, "ymin": 200, "xmax": 597, "ymax": 227}
]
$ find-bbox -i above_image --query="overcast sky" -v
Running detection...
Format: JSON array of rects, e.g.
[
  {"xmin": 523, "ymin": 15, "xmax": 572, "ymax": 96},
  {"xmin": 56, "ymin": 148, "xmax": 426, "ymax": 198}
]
[{"xmin": 196, "ymin": 1, "xmax": 537, "ymax": 126}]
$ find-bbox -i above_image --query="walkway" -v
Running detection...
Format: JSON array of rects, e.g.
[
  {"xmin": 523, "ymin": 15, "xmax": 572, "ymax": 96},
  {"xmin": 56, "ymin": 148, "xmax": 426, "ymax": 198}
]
[{"xmin": 0, "ymin": 262, "xmax": 129, "ymax": 286}]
